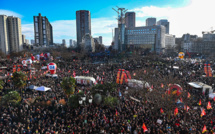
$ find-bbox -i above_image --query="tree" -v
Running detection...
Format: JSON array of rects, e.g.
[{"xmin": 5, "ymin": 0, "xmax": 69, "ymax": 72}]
[
  {"xmin": 104, "ymin": 96, "xmax": 119, "ymax": 107},
  {"xmin": 0, "ymin": 80, "xmax": 3, "ymax": 90},
  {"xmin": 1, "ymin": 91, "xmax": 21, "ymax": 106},
  {"xmin": 61, "ymin": 77, "xmax": 76, "ymax": 97},
  {"xmin": 68, "ymin": 91, "xmax": 84, "ymax": 108},
  {"xmin": 12, "ymin": 71, "xmax": 27, "ymax": 90},
  {"xmin": 91, "ymin": 82, "xmax": 117, "ymax": 96}
]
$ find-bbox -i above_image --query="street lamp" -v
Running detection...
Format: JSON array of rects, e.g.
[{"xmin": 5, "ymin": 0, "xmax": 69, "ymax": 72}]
[
  {"xmin": 79, "ymin": 98, "xmax": 83, "ymax": 105},
  {"xmin": 88, "ymin": 96, "xmax": 93, "ymax": 104},
  {"xmin": 82, "ymin": 94, "xmax": 86, "ymax": 102}
]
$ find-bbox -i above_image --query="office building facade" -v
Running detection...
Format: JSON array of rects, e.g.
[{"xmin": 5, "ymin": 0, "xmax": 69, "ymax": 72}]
[
  {"xmin": 146, "ymin": 18, "xmax": 156, "ymax": 26},
  {"xmin": 76, "ymin": 10, "xmax": 91, "ymax": 48},
  {"xmin": 125, "ymin": 12, "xmax": 135, "ymax": 28},
  {"xmin": 34, "ymin": 13, "xmax": 53, "ymax": 46},
  {"xmin": 124, "ymin": 25, "xmax": 166, "ymax": 52},
  {"xmin": 0, "ymin": 15, "xmax": 22, "ymax": 55},
  {"xmin": 157, "ymin": 19, "xmax": 169, "ymax": 34}
]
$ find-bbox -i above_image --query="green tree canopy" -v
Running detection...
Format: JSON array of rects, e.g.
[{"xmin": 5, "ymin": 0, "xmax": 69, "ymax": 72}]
[
  {"xmin": 1, "ymin": 91, "xmax": 21, "ymax": 106},
  {"xmin": 91, "ymin": 82, "xmax": 117, "ymax": 96},
  {"xmin": 0, "ymin": 80, "xmax": 3, "ymax": 90},
  {"xmin": 12, "ymin": 71, "xmax": 27, "ymax": 89},
  {"xmin": 61, "ymin": 77, "xmax": 76, "ymax": 97}
]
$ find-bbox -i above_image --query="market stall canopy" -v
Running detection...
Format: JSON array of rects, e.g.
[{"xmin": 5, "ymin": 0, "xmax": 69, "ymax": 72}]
[
  {"xmin": 35, "ymin": 86, "xmax": 51, "ymax": 92},
  {"xmin": 209, "ymin": 93, "xmax": 215, "ymax": 99}
]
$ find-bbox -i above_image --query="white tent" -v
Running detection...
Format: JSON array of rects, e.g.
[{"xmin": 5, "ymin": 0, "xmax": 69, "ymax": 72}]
[
  {"xmin": 209, "ymin": 93, "xmax": 215, "ymax": 99},
  {"xmin": 35, "ymin": 86, "xmax": 51, "ymax": 92},
  {"xmin": 41, "ymin": 66, "xmax": 47, "ymax": 70},
  {"xmin": 74, "ymin": 76, "xmax": 96, "ymax": 86},
  {"xmin": 28, "ymin": 85, "xmax": 38, "ymax": 90}
]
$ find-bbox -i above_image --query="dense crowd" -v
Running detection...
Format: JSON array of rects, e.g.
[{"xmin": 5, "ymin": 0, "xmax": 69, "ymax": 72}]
[{"xmin": 0, "ymin": 56, "xmax": 215, "ymax": 134}]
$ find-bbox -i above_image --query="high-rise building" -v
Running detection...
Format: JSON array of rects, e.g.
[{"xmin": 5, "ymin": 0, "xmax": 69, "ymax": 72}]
[
  {"xmin": 76, "ymin": 10, "xmax": 91, "ymax": 48},
  {"xmin": 73, "ymin": 40, "xmax": 77, "ymax": 47},
  {"xmin": 31, "ymin": 39, "xmax": 35, "ymax": 45},
  {"xmin": 157, "ymin": 19, "xmax": 169, "ymax": 34},
  {"xmin": 62, "ymin": 39, "xmax": 66, "ymax": 47},
  {"xmin": 69, "ymin": 39, "xmax": 73, "ymax": 47},
  {"xmin": 146, "ymin": 18, "xmax": 156, "ymax": 26},
  {"xmin": 22, "ymin": 35, "xmax": 26, "ymax": 44},
  {"xmin": 99, "ymin": 36, "xmax": 103, "ymax": 44},
  {"xmin": 34, "ymin": 13, "xmax": 53, "ymax": 46},
  {"xmin": 25, "ymin": 39, "xmax": 29, "ymax": 44},
  {"xmin": 0, "ymin": 15, "xmax": 23, "ymax": 54},
  {"xmin": 125, "ymin": 12, "xmax": 135, "ymax": 28},
  {"xmin": 81, "ymin": 33, "xmax": 95, "ymax": 52},
  {"xmin": 0, "ymin": 15, "xmax": 9, "ymax": 54}
]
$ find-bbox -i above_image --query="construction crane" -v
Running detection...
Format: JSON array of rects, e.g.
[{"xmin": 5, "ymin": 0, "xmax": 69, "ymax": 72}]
[{"xmin": 202, "ymin": 27, "xmax": 215, "ymax": 34}]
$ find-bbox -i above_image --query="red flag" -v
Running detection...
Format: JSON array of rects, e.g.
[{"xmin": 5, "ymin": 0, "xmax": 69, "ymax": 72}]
[
  {"xmin": 174, "ymin": 107, "xmax": 178, "ymax": 116},
  {"xmin": 207, "ymin": 101, "xmax": 212, "ymax": 110},
  {"xmin": 198, "ymin": 99, "xmax": 201, "ymax": 106},
  {"xmin": 142, "ymin": 123, "xmax": 148, "ymax": 132},
  {"xmin": 160, "ymin": 108, "xmax": 164, "ymax": 114},
  {"xmin": 115, "ymin": 110, "xmax": 118, "ymax": 116},
  {"xmin": 201, "ymin": 109, "xmax": 206, "ymax": 117},
  {"xmin": 187, "ymin": 92, "xmax": 191, "ymax": 98},
  {"xmin": 161, "ymin": 83, "xmax": 164, "ymax": 88},
  {"xmin": 214, "ymin": 97, "xmax": 215, "ymax": 102},
  {"xmin": 73, "ymin": 71, "xmax": 76, "ymax": 77},
  {"xmin": 186, "ymin": 105, "xmax": 190, "ymax": 112},
  {"xmin": 40, "ymin": 53, "xmax": 44, "ymax": 57},
  {"xmin": 202, "ymin": 125, "xmax": 207, "ymax": 133},
  {"xmin": 180, "ymin": 97, "xmax": 183, "ymax": 103}
]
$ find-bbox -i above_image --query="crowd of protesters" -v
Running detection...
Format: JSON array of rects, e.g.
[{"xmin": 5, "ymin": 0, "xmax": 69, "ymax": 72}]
[{"xmin": 0, "ymin": 55, "xmax": 215, "ymax": 134}]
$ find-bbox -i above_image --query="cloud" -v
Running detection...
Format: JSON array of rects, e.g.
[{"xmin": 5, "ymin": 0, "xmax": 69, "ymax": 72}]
[
  {"xmin": 0, "ymin": 9, "xmax": 23, "ymax": 18},
  {"xmin": 133, "ymin": 0, "xmax": 215, "ymax": 37},
  {"xmin": 22, "ymin": 24, "xmax": 34, "ymax": 38}
]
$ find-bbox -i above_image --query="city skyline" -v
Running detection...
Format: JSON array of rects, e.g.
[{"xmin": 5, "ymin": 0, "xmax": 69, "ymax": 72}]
[{"xmin": 0, "ymin": 0, "xmax": 214, "ymax": 46}]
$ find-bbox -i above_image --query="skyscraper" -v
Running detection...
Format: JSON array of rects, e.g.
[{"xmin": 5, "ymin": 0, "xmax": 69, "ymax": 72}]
[
  {"xmin": 34, "ymin": 13, "xmax": 53, "ymax": 46},
  {"xmin": 69, "ymin": 39, "xmax": 73, "ymax": 47},
  {"xmin": 146, "ymin": 18, "xmax": 156, "ymax": 26},
  {"xmin": 99, "ymin": 36, "xmax": 103, "ymax": 44},
  {"xmin": 22, "ymin": 35, "xmax": 26, "ymax": 44},
  {"xmin": 0, "ymin": 15, "xmax": 22, "ymax": 54},
  {"xmin": 62, "ymin": 39, "xmax": 66, "ymax": 47},
  {"xmin": 125, "ymin": 12, "xmax": 135, "ymax": 28},
  {"xmin": 31, "ymin": 39, "xmax": 35, "ymax": 45},
  {"xmin": 0, "ymin": 15, "xmax": 9, "ymax": 54},
  {"xmin": 76, "ymin": 10, "xmax": 91, "ymax": 48},
  {"xmin": 157, "ymin": 19, "xmax": 169, "ymax": 34}
]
